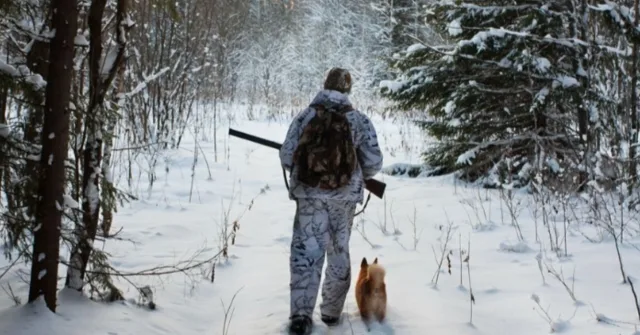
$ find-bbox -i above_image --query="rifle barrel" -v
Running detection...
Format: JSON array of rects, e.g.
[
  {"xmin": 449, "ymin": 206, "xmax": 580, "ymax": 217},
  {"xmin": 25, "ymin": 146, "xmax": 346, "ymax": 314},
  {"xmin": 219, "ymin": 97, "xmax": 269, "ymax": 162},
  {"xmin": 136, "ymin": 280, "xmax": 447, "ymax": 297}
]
[{"xmin": 229, "ymin": 128, "xmax": 282, "ymax": 150}]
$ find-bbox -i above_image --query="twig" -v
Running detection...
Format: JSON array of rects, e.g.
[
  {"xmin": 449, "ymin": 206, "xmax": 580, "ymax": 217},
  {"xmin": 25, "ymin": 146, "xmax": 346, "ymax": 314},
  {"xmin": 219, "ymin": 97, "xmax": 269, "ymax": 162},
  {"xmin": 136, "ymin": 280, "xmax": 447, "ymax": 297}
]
[
  {"xmin": 59, "ymin": 248, "xmax": 224, "ymax": 277},
  {"xmin": 0, "ymin": 252, "xmax": 23, "ymax": 281},
  {"xmin": 1, "ymin": 283, "xmax": 21, "ymax": 305},
  {"xmin": 187, "ymin": 126, "xmax": 213, "ymax": 180},
  {"xmin": 431, "ymin": 212, "xmax": 455, "ymax": 287},
  {"xmin": 221, "ymin": 287, "xmax": 244, "ymax": 335},
  {"xmin": 355, "ymin": 217, "xmax": 377, "ymax": 249},
  {"xmin": 536, "ymin": 248, "xmax": 546, "ymax": 286},
  {"xmin": 409, "ymin": 206, "xmax": 422, "ymax": 250},
  {"xmin": 466, "ymin": 234, "xmax": 475, "ymax": 324},
  {"xmin": 531, "ymin": 294, "xmax": 553, "ymax": 325},
  {"xmin": 628, "ymin": 276, "xmax": 640, "ymax": 321},
  {"xmin": 544, "ymin": 261, "xmax": 577, "ymax": 303},
  {"xmin": 459, "ymin": 233, "xmax": 463, "ymax": 287},
  {"xmin": 499, "ymin": 187, "xmax": 524, "ymax": 241}
]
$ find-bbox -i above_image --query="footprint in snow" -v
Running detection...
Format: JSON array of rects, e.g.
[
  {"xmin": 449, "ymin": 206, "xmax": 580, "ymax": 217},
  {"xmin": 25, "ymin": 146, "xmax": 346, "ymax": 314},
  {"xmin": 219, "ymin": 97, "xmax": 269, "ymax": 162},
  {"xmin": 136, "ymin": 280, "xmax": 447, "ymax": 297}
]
[{"xmin": 274, "ymin": 236, "xmax": 290, "ymax": 244}]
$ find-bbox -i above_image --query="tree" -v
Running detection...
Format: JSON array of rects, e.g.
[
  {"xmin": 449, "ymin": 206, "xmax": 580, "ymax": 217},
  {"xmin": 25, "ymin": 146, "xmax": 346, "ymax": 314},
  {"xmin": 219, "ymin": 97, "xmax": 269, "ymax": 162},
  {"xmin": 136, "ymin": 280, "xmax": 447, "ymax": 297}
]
[
  {"xmin": 381, "ymin": 1, "xmax": 596, "ymax": 188},
  {"xmin": 66, "ymin": 0, "xmax": 131, "ymax": 298},
  {"xmin": 28, "ymin": 0, "xmax": 78, "ymax": 312},
  {"xmin": 594, "ymin": 1, "xmax": 640, "ymax": 190}
]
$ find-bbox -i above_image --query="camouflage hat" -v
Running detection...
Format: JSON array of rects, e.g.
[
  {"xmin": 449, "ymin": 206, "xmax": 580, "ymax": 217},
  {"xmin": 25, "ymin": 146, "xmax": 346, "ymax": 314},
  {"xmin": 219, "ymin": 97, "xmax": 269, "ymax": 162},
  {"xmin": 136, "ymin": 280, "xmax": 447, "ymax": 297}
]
[{"xmin": 323, "ymin": 67, "xmax": 352, "ymax": 94}]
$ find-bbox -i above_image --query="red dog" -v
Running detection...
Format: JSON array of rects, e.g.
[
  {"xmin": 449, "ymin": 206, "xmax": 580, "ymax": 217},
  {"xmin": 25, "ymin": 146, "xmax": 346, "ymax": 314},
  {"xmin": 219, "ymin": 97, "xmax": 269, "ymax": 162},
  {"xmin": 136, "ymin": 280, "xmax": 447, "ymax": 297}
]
[{"xmin": 355, "ymin": 257, "xmax": 387, "ymax": 327}]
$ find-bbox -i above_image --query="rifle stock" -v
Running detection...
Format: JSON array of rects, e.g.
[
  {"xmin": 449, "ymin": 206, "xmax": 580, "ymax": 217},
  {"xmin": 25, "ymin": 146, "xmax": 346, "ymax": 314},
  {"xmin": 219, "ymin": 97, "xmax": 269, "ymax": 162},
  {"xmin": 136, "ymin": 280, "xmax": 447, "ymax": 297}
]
[
  {"xmin": 363, "ymin": 178, "xmax": 386, "ymax": 199},
  {"xmin": 228, "ymin": 128, "xmax": 386, "ymax": 199}
]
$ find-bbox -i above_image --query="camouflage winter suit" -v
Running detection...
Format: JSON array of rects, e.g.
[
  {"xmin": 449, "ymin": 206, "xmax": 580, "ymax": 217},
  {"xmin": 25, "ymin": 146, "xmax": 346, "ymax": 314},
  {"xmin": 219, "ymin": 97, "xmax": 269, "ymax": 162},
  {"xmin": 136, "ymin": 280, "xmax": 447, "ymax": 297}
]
[{"xmin": 279, "ymin": 89, "xmax": 383, "ymax": 320}]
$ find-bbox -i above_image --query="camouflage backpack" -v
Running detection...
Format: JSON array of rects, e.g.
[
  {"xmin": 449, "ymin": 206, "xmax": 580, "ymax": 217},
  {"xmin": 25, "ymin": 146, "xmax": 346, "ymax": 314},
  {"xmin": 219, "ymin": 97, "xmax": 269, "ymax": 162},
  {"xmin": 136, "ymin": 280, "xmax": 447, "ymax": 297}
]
[{"xmin": 293, "ymin": 103, "xmax": 358, "ymax": 190}]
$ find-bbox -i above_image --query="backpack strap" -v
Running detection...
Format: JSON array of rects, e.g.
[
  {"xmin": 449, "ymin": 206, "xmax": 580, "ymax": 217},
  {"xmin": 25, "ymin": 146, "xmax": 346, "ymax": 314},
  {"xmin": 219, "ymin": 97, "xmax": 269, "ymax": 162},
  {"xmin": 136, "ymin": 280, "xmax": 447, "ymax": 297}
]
[
  {"xmin": 339, "ymin": 104, "xmax": 354, "ymax": 114},
  {"xmin": 310, "ymin": 103, "xmax": 324, "ymax": 113},
  {"xmin": 309, "ymin": 103, "xmax": 354, "ymax": 114}
]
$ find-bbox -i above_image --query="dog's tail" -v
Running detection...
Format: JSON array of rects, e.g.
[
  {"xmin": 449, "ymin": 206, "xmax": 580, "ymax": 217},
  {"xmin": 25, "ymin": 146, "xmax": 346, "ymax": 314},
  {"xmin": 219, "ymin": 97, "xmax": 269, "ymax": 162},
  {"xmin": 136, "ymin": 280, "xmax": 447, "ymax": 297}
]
[{"xmin": 367, "ymin": 263, "xmax": 385, "ymax": 283}]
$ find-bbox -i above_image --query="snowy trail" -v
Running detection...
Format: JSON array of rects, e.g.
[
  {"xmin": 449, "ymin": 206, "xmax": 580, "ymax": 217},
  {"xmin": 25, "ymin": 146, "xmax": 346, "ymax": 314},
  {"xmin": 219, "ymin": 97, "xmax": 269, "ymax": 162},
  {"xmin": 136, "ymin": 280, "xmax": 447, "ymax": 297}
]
[{"xmin": 1, "ymin": 116, "xmax": 639, "ymax": 335}]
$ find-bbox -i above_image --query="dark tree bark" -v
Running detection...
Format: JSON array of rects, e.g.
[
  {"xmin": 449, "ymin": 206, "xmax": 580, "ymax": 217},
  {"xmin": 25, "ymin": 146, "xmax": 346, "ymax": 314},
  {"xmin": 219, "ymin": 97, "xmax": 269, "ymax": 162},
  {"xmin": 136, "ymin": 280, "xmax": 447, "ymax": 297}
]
[
  {"xmin": 630, "ymin": 0, "xmax": 639, "ymax": 186},
  {"xmin": 27, "ymin": 0, "xmax": 78, "ymax": 312},
  {"xmin": 20, "ymin": 40, "xmax": 49, "ymax": 242}
]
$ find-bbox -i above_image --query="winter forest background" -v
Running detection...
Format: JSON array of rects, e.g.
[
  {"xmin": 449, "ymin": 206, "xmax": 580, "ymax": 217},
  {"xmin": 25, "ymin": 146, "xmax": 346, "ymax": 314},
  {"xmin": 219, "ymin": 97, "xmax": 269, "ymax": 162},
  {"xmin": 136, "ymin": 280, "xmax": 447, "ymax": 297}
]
[{"xmin": 3, "ymin": 0, "xmax": 640, "ymax": 333}]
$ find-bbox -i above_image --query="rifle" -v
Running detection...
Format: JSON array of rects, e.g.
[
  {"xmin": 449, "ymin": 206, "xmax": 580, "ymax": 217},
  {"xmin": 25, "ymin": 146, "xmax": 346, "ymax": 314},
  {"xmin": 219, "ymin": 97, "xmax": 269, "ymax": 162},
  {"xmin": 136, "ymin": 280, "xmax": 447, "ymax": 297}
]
[{"xmin": 228, "ymin": 128, "xmax": 386, "ymax": 199}]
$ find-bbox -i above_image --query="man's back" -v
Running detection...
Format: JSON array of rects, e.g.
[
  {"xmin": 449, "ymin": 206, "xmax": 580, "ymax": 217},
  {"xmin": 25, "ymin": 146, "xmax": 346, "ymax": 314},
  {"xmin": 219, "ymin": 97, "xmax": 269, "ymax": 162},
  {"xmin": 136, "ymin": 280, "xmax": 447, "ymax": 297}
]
[{"xmin": 279, "ymin": 89, "xmax": 383, "ymax": 204}]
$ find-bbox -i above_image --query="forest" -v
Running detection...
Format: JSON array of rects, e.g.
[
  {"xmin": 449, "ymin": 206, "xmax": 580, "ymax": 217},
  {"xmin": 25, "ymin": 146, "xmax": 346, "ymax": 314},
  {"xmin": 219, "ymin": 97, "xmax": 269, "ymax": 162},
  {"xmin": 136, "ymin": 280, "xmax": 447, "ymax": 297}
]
[{"xmin": 2, "ymin": 0, "xmax": 640, "ymax": 334}]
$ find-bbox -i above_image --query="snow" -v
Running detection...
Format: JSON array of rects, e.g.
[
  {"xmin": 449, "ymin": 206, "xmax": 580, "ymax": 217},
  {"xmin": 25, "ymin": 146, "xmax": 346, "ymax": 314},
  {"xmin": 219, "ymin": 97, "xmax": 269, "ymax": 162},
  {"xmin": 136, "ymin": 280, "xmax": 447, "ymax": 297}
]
[
  {"xmin": 379, "ymin": 80, "xmax": 404, "ymax": 93},
  {"xmin": 62, "ymin": 194, "xmax": 80, "ymax": 209},
  {"xmin": 458, "ymin": 28, "xmax": 509, "ymax": 50},
  {"xmin": 0, "ymin": 59, "xmax": 19, "ymax": 77},
  {"xmin": 25, "ymin": 74, "xmax": 47, "ymax": 90},
  {"xmin": 100, "ymin": 49, "xmax": 119, "ymax": 77},
  {"xmin": 444, "ymin": 100, "xmax": 456, "ymax": 115},
  {"xmin": 556, "ymin": 75, "xmax": 580, "ymax": 88},
  {"xmin": 499, "ymin": 240, "xmax": 532, "ymax": 253},
  {"xmin": 534, "ymin": 57, "xmax": 551, "ymax": 73},
  {"xmin": 447, "ymin": 19, "xmax": 462, "ymax": 36},
  {"xmin": 1, "ymin": 109, "xmax": 640, "ymax": 335},
  {"xmin": 457, "ymin": 147, "xmax": 478, "ymax": 165},
  {"xmin": 124, "ymin": 15, "xmax": 135, "ymax": 28},
  {"xmin": 84, "ymin": 174, "xmax": 100, "ymax": 214},
  {"xmin": 74, "ymin": 34, "xmax": 89, "ymax": 47},
  {"xmin": 406, "ymin": 43, "xmax": 426, "ymax": 54},
  {"xmin": 122, "ymin": 67, "xmax": 170, "ymax": 98}
]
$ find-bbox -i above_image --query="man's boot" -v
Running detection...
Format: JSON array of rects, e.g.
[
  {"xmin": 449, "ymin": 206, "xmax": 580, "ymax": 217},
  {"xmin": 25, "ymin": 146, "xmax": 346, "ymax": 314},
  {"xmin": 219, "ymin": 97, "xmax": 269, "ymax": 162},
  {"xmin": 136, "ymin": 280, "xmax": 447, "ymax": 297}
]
[{"xmin": 289, "ymin": 315, "xmax": 313, "ymax": 335}]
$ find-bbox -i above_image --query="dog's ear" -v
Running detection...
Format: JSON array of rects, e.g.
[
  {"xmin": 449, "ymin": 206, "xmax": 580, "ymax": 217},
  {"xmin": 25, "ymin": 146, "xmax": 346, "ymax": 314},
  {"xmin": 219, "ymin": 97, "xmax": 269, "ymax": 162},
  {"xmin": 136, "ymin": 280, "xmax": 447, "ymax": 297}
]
[
  {"xmin": 373, "ymin": 257, "xmax": 378, "ymax": 264},
  {"xmin": 361, "ymin": 257, "xmax": 368, "ymax": 267}
]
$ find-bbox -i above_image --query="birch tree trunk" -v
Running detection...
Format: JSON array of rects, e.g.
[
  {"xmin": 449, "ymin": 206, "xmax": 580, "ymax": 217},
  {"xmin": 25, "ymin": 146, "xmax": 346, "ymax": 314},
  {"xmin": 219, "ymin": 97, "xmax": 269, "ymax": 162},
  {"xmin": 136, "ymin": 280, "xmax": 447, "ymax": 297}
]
[{"xmin": 66, "ymin": 0, "xmax": 129, "ymax": 291}]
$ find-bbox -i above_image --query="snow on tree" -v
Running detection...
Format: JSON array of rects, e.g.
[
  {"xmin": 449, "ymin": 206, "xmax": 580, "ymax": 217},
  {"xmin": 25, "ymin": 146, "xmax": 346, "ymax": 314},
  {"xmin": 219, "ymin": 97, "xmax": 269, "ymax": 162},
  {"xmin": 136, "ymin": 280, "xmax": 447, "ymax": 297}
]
[{"xmin": 381, "ymin": 1, "xmax": 602, "ymax": 189}]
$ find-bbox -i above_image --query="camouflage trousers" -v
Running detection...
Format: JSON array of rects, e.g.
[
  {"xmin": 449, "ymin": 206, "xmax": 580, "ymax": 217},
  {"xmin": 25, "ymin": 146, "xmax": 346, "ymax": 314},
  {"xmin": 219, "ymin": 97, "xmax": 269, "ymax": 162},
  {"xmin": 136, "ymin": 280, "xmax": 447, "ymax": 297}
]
[{"xmin": 289, "ymin": 198, "xmax": 357, "ymax": 319}]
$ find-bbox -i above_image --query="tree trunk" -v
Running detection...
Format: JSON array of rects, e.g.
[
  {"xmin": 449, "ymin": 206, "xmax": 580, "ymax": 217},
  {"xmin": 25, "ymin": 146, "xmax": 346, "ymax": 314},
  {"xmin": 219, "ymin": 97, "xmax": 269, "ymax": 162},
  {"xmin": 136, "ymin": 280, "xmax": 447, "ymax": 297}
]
[
  {"xmin": 630, "ymin": 0, "xmax": 639, "ymax": 186},
  {"xmin": 66, "ymin": 0, "xmax": 130, "ymax": 290},
  {"xmin": 0, "ymin": 84, "xmax": 7, "ymax": 191},
  {"xmin": 66, "ymin": 0, "xmax": 107, "ymax": 291},
  {"xmin": 28, "ymin": 0, "xmax": 78, "ymax": 312},
  {"xmin": 101, "ymin": 63, "xmax": 126, "ymax": 237},
  {"xmin": 22, "ymin": 40, "xmax": 49, "ymax": 234}
]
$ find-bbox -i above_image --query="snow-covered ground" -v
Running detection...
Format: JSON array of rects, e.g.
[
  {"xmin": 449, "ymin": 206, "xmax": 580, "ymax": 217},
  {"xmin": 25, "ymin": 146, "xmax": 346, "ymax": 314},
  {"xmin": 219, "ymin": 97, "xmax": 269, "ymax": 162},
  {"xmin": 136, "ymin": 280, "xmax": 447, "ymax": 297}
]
[{"xmin": 1, "ymin": 109, "xmax": 640, "ymax": 335}]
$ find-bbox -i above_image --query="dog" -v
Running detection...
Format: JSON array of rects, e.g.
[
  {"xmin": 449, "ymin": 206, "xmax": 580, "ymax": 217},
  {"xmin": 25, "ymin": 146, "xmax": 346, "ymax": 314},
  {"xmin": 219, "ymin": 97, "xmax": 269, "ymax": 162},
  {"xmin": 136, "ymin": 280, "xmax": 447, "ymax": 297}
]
[{"xmin": 355, "ymin": 257, "xmax": 387, "ymax": 327}]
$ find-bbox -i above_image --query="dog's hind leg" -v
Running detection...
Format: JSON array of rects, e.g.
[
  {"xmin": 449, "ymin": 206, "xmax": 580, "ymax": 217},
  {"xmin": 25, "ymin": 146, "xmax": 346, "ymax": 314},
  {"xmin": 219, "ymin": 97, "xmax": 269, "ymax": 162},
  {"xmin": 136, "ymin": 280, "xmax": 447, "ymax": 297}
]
[
  {"xmin": 374, "ymin": 309, "xmax": 386, "ymax": 324},
  {"xmin": 363, "ymin": 319, "xmax": 371, "ymax": 332},
  {"xmin": 360, "ymin": 312, "xmax": 372, "ymax": 332}
]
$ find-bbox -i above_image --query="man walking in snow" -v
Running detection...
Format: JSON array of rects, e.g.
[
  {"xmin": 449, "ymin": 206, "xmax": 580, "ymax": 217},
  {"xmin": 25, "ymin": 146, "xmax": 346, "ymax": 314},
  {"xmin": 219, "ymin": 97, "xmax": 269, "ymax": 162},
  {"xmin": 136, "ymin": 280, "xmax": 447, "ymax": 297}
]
[{"xmin": 279, "ymin": 68, "xmax": 384, "ymax": 334}]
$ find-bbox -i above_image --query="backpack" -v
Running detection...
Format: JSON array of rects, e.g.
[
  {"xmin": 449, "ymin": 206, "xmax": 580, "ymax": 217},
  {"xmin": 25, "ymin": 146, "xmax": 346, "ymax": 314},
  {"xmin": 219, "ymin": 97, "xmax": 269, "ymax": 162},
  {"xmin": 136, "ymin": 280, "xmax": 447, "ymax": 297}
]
[{"xmin": 292, "ymin": 103, "xmax": 358, "ymax": 190}]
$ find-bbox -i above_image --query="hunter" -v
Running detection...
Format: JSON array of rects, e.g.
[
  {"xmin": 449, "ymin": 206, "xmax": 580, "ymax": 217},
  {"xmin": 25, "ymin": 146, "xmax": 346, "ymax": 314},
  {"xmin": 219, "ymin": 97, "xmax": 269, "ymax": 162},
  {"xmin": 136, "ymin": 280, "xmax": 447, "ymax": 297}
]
[{"xmin": 279, "ymin": 67, "xmax": 384, "ymax": 334}]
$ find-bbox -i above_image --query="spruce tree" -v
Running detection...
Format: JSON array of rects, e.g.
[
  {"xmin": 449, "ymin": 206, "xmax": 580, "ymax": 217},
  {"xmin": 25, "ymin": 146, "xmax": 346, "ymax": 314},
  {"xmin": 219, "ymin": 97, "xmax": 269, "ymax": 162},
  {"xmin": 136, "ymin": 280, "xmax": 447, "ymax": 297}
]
[{"xmin": 381, "ymin": 1, "xmax": 592, "ymax": 188}]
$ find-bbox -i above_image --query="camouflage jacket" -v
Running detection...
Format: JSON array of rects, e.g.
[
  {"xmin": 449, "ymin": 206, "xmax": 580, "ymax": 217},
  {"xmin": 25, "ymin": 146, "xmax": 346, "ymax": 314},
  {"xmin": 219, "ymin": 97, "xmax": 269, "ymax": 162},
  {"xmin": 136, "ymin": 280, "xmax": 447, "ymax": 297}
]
[{"xmin": 279, "ymin": 89, "xmax": 383, "ymax": 203}]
